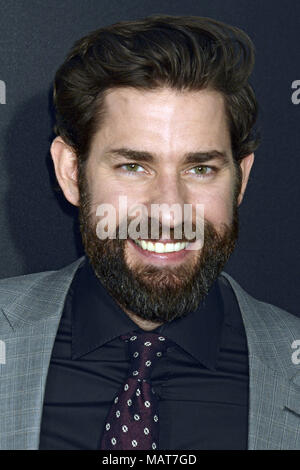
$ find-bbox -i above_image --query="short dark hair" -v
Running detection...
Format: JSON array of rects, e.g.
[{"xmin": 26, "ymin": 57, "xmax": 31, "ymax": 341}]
[{"xmin": 53, "ymin": 14, "xmax": 260, "ymax": 174}]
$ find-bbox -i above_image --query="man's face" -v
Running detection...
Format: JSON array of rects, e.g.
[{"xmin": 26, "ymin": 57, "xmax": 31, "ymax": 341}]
[{"xmin": 77, "ymin": 87, "xmax": 241, "ymax": 323}]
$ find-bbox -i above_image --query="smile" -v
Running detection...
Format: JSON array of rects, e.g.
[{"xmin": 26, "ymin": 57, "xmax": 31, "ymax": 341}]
[{"xmin": 133, "ymin": 239, "xmax": 190, "ymax": 253}]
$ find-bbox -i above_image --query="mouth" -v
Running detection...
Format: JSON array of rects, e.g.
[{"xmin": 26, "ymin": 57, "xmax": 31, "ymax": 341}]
[
  {"xmin": 133, "ymin": 238, "xmax": 190, "ymax": 254},
  {"xmin": 127, "ymin": 237, "xmax": 195, "ymax": 265}
]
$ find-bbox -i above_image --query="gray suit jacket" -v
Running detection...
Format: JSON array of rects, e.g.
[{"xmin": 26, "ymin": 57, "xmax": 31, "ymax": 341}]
[{"xmin": 0, "ymin": 255, "xmax": 300, "ymax": 450}]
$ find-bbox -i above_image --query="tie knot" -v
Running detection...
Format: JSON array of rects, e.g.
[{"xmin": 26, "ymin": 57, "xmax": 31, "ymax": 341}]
[{"xmin": 120, "ymin": 331, "xmax": 170, "ymax": 381}]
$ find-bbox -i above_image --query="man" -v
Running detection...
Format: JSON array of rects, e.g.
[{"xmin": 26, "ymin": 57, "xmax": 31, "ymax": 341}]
[{"xmin": 0, "ymin": 14, "xmax": 300, "ymax": 451}]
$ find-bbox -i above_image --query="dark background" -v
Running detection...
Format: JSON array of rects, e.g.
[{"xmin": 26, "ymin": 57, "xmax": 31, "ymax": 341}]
[{"xmin": 0, "ymin": 0, "xmax": 299, "ymax": 316}]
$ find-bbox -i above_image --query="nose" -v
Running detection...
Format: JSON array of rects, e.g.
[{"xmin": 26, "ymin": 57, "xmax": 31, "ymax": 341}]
[{"xmin": 147, "ymin": 172, "xmax": 187, "ymax": 230}]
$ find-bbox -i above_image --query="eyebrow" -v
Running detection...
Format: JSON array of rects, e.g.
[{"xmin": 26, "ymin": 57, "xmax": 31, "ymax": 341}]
[{"xmin": 104, "ymin": 147, "xmax": 231, "ymax": 166}]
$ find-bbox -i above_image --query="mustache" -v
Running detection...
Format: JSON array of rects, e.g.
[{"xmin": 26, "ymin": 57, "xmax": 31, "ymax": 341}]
[{"xmin": 99, "ymin": 216, "xmax": 202, "ymax": 243}]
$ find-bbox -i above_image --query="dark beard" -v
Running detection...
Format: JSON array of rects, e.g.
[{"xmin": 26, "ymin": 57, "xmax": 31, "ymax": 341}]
[{"xmin": 78, "ymin": 174, "xmax": 239, "ymax": 324}]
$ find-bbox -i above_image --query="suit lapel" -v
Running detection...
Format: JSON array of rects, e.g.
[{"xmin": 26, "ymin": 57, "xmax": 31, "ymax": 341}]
[
  {"xmin": 220, "ymin": 271, "xmax": 300, "ymax": 449},
  {"xmin": 0, "ymin": 256, "xmax": 85, "ymax": 449}
]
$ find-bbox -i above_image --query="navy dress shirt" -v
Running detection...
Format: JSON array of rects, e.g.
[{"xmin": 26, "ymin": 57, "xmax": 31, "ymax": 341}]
[{"xmin": 39, "ymin": 256, "xmax": 249, "ymax": 450}]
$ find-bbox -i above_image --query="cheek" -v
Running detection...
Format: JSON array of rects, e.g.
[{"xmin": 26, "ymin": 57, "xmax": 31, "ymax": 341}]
[
  {"xmin": 86, "ymin": 167, "xmax": 124, "ymax": 205},
  {"xmin": 193, "ymin": 188, "xmax": 233, "ymax": 228},
  {"xmin": 88, "ymin": 177, "xmax": 142, "ymax": 224}
]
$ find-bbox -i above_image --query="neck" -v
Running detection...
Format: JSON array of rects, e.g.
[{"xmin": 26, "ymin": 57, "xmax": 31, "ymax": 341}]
[{"xmin": 115, "ymin": 300, "xmax": 164, "ymax": 331}]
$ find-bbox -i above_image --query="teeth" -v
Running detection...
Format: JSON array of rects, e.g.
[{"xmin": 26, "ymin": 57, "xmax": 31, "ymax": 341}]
[
  {"xmin": 133, "ymin": 239, "xmax": 189, "ymax": 253},
  {"xmin": 141, "ymin": 240, "xmax": 148, "ymax": 250}
]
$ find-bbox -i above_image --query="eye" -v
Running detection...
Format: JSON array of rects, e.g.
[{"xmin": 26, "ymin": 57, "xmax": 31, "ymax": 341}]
[
  {"xmin": 119, "ymin": 163, "xmax": 145, "ymax": 173},
  {"xmin": 189, "ymin": 165, "xmax": 216, "ymax": 178}
]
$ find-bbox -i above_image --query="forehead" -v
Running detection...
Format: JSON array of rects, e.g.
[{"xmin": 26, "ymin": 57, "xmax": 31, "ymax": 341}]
[{"xmin": 92, "ymin": 86, "xmax": 232, "ymax": 157}]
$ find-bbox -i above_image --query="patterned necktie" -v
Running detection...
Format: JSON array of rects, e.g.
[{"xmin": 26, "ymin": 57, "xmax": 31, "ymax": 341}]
[{"xmin": 100, "ymin": 330, "xmax": 171, "ymax": 450}]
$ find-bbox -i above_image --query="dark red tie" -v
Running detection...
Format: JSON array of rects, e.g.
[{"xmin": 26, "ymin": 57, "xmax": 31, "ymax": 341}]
[{"xmin": 100, "ymin": 330, "xmax": 171, "ymax": 450}]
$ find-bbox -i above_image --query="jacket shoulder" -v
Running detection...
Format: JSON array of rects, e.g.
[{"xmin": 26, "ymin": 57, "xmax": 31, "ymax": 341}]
[
  {"xmin": 220, "ymin": 270, "xmax": 300, "ymax": 377},
  {"xmin": 0, "ymin": 256, "xmax": 85, "ymax": 323},
  {"xmin": 0, "ymin": 269, "xmax": 56, "ymax": 304},
  {"xmin": 220, "ymin": 271, "xmax": 300, "ymax": 331}
]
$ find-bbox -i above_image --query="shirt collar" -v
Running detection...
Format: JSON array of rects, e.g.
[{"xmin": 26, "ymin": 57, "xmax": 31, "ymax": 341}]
[{"xmin": 72, "ymin": 256, "xmax": 225, "ymax": 371}]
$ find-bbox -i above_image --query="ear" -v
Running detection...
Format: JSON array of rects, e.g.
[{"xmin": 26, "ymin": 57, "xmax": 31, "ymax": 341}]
[
  {"xmin": 50, "ymin": 136, "xmax": 80, "ymax": 207},
  {"xmin": 237, "ymin": 153, "xmax": 255, "ymax": 206}
]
